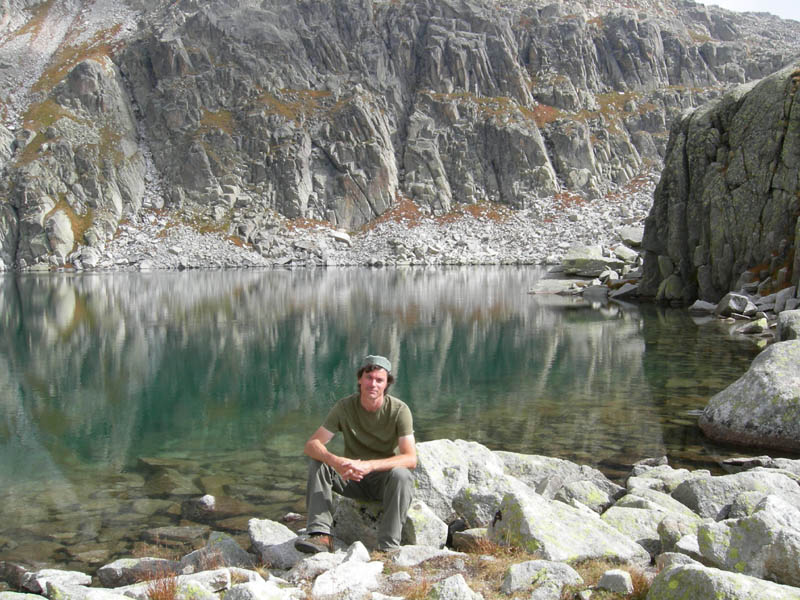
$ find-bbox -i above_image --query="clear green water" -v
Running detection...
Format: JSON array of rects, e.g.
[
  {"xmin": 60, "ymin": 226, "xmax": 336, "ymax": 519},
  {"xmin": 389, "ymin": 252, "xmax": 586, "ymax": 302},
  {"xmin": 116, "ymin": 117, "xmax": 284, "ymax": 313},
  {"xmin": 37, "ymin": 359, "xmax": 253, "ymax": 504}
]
[{"xmin": 0, "ymin": 267, "xmax": 784, "ymax": 571}]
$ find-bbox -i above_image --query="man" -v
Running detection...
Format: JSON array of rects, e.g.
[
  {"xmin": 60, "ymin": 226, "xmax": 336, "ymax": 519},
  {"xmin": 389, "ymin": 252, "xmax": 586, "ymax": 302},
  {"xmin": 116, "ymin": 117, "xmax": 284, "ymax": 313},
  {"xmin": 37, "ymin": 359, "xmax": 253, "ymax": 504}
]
[{"xmin": 295, "ymin": 354, "xmax": 417, "ymax": 554}]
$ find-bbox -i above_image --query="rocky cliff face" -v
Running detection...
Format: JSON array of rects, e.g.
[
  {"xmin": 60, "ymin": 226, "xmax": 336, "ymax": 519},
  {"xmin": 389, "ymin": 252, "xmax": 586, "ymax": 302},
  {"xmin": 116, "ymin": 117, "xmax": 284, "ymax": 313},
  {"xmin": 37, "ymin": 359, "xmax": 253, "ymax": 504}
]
[
  {"xmin": 1, "ymin": 0, "xmax": 799, "ymax": 270},
  {"xmin": 640, "ymin": 61, "xmax": 800, "ymax": 303}
]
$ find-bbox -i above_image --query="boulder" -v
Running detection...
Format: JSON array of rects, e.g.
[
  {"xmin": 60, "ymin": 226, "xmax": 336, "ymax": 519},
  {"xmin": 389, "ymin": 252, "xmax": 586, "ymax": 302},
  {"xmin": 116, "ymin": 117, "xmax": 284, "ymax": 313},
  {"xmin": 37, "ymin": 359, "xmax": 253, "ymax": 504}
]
[
  {"xmin": 640, "ymin": 62, "xmax": 800, "ymax": 304},
  {"xmin": 597, "ymin": 569, "xmax": 633, "ymax": 595},
  {"xmin": 553, "ymin": 479, "xmax": 616, "ymax": 514},
  {"xmin": 223, "ymin": 579, "xmax": 299, "ymax": 600},
  {"xmin": 178, "ymin": 532, "xmax": 256, "ymax": 573},
  {"xmin": 402, "ymin": 500, "xmax": 448, "ymax": 548},
  {"xmin": 697, "ymin": 495, "xmax": 800, "ymax": 586},
  {"xmin": 699, "ymin": 340, "xmax": 800, "ymax": 452},
  {"xmin": 774, "ymin": 286, "xmax": 797, "ymax": 314},
  {"xmin": 311, "ymin": 564, "xmax": 384, "ymax": 599},
  {"xmin": 627, "ymin": 465, "xmax": 711, "ymax": 494},
  {"xmin": 621, "ymin": 485, "xmax": 706, "ymax": 521},
  {"xmin": 45, "ymin": 211, "xmax": 75, "ymax": 259},
  {"xmin": 777, "ymin": 309, "xmax": 800, "ymax": 341},
  {"xmin": 713, "ymin": 293, "xmax": 757, "ymax": 317},
  {"xmin": 500, "ymin": 560, "xmax": 583, "ymax": 596},
  {"xmin": 332, "ymin": 496, "xmax": 447, "ymax": 550},
  {"xmin": 688, "ymin": 300, "xmax": 717, "ymax": 314},
  {"xmin": 247, "ymin": 519, "xmax": 304, "ymax": 570},
  {"xmin": 452, "ymin": 473, "xmax": 537, "ymax": 527},
  {"xmin": 21, "ymin": 569, "xmax": 92, "ymax": 594},
  {"xmin": 658, "ymin": 515, "xmax": 704, "ymax": 554},
  {"xmin": 43, "ymin": 582, "xmax": 130, "ymax": 600},
  {"xmin": 391, "ymin": 546, "xmax": 466, "ymax": 568},
  {"xmin": 414, "ymin": 439, "xmax": 506, "ymax": 522},
  {"xmin": 426, "ymin": 575, "xmax": 482, "ymax": 600},
  {"xmin": 450, "ymin": 528, "xmax": 488, "ymax": 553},
  {"xmin": 617, "ymin": 226, "xmax": 644, "ymax": 248},
  {"xmin": 561, "ymin": 245, "xmax": 625, "ymax": 277},
  {"xmin": 612, "ymin": 244, "xmax": 639, "ymax": 263},
  {"xmin": 97, "ymin": 558, "xmax": 180, "ymax": 587},
  {"xmin": 487, "ymin": 490, "xmax": 649, "ymax": 565},
  {"xmin": 495, "ymin": 451, "xmax": 623, "ymax": 501},
  {"xmin": 309, "ymin": 544, "xmax": 382, "ymax": 600},
  {"xmin": 286, "ymin": 552, "xmax": 345, "ymax": 584},
  {"xmin": 331, "ymin": 497, "xmax": 382, "ymax": 550},
  {"xmin": 671, "ymin": 469, "xmax": 800, "ymax": 520},
  {"xmin": 647, "ymin": 563, "xmax": 800, "ymax": 600},
  {"xmin": 600, "ymin": 505, "xmax": 668, "ymax": 557}
]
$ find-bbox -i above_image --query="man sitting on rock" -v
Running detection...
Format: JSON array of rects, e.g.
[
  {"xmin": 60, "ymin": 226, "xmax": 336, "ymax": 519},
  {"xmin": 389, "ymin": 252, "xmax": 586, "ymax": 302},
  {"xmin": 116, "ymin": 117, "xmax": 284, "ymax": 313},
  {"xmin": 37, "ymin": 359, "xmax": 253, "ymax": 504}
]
[{"xmin": 295, "ymin": 354, "xmax": 417, "ymax": 554}]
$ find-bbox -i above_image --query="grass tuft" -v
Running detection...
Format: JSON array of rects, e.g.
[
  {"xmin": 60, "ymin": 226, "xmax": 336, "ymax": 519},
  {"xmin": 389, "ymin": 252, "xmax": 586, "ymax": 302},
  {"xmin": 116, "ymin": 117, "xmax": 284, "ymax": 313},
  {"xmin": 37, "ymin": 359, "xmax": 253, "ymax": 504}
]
[{"xmin": 144, "ymin": 571, "xmax": 178, "ymax": 600}]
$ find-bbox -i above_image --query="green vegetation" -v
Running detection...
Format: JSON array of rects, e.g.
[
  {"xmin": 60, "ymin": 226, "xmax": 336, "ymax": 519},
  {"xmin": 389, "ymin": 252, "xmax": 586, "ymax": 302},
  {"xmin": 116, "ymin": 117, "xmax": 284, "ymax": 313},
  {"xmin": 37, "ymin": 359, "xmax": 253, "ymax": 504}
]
[
  {"xmin": 32, "ymin": 26, "xmax": 123, "ymax": 94},
  {"xmin": 377, "ymin": 540, "xmax": 654, "ymax": 600},
  {"xmin": 198, "ymin": 108, "xmax": 236, "ymax": 135},
  {"xmin": 257, "ymin": 88, "xmax": 334, "ymax": 122},
  {"xmin": 16, "ymin": 100, "xmax": 80, "ymax": 165},
  {"xmin": 44, "ymin": 193, "xmax": 93, "ymax": 247},
  {"xmin": 427, "ymin": 90, "xmax": 565, "ymax": 127},
  {"xmin": 13, "ymin": 0, "xmax": 56, "ymax": 39}
]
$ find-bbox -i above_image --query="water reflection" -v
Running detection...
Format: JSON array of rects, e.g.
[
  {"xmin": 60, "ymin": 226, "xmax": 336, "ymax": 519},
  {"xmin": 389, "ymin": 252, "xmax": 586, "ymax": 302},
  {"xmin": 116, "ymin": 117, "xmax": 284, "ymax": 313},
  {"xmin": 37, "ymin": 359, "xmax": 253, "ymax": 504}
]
[{"xmin": 0, "ymin": 268, "xmax": 773, "ymax": 571}]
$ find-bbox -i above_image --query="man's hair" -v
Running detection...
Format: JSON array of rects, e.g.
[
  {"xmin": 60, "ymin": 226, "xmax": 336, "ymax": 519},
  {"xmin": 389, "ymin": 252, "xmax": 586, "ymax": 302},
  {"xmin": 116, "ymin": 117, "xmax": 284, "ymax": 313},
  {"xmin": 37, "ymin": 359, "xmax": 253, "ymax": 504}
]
[{"xmin": 357, "ymin": 364, "xmax": 395, "ymax": 391}]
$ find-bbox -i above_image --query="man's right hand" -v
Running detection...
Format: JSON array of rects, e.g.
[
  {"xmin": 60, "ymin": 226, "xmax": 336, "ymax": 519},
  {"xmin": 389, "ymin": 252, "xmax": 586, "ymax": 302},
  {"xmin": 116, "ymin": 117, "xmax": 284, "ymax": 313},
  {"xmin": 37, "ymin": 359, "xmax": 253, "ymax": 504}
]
[{"xmin": 336, "ymin": 458, "xmax": 369, "ymax": 481}]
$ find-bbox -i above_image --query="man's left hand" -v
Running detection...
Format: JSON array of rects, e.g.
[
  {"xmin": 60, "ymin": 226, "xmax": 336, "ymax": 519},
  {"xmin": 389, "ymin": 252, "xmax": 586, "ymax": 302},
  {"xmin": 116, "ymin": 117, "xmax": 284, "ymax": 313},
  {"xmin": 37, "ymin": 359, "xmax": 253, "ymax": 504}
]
[{"xmin": 341, "ymin": 459, "xmax": 371, "ymax": 481}]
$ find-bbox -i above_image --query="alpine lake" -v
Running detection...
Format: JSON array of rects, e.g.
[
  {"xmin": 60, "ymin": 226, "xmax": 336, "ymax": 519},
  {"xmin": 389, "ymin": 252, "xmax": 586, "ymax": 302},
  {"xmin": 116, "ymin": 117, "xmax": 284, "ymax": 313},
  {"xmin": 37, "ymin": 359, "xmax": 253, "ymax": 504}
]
[{"xmin": 0, "ymin": 267, "xmax": 794, "ymax": 574}]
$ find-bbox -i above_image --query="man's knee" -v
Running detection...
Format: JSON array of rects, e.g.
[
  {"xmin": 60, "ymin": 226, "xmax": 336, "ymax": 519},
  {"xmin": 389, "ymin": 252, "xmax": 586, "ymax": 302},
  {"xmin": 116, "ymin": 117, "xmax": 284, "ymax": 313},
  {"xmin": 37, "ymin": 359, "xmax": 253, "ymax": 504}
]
[{"xmin": 388, "ymin": 467, "xmax": 415, "ymax": 492}]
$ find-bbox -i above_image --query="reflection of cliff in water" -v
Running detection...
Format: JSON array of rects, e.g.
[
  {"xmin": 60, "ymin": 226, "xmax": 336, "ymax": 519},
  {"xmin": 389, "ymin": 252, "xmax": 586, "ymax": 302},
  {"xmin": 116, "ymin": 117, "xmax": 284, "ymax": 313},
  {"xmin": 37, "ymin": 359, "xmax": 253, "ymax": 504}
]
[
  {"xmin": 2, "ymin": 268, "xmax": 666, "ymax": 476},
  {"xmin": 638, "ymin": 305, "xmax": 762, "ymax": 466},
  {"xmin": 0, "ymin": 269, "xmax": 765, "ymax": 570}
]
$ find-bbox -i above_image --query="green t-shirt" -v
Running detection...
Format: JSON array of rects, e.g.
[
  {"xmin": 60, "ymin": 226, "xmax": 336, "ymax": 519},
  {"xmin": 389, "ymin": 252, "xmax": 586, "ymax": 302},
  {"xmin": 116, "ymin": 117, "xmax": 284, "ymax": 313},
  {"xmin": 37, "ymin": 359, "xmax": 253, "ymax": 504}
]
[{"xmin": 323, "ymin": 393, "xmax": 414, "ymax": 460}]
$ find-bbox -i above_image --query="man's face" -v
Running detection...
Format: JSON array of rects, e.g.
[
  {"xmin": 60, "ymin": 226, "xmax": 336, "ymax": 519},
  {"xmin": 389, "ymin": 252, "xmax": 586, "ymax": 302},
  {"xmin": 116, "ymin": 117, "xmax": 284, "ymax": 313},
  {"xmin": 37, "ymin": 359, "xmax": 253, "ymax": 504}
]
[{"xmin": 358, "ymin": 368, "xmax": 388, "ymax": 404}]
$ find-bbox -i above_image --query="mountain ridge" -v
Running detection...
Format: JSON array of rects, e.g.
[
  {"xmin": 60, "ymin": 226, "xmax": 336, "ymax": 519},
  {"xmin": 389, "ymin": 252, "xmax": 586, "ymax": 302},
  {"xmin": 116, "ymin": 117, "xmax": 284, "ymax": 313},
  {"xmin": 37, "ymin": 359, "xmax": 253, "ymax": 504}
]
[{"xmin": 1, "ymin": 0, "xmax": 799, "ymax": 271}]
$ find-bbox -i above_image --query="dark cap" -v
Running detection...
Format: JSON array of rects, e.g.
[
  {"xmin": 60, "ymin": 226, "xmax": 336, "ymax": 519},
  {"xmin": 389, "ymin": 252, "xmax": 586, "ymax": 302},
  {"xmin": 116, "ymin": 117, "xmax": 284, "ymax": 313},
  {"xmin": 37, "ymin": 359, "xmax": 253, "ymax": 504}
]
[{"xmin": 360, "ymin": 354, "xmax": 392, "ymax": 373}]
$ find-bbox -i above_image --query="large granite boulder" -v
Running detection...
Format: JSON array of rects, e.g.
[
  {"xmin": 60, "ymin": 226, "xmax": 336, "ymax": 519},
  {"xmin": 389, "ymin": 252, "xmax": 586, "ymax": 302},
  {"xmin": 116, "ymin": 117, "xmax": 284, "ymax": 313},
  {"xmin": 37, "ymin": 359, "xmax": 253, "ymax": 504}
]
[
  {"xmin": 671, "ymin": 469, "xmax": 800, "ymax": 520},
  {"xmin": 413, "ymin": 439, "xmax": 507, "ymax": 522},
  {"xmin": 331, "ymin": 496, "xmax": 447, "ymax": 550},
  {"xmin": 97, "ymin": 558, "xmax": 181, "ymax": 587},
  {"xmin": 487, "ymin": 490, "xmax": 650, "ymax": 565},
  {"xmin": 601, "ymin": 488, "xmax": 702, "ymax": 557},
  {"xmin": 495, "ymin": 451, "xmax": 624, "ymax": 500},
  {"xmin": 640, "ymin": 60, "xmax": 800, "ymax": 303},
  {"xmin": 647, "ymin": 563, "xmax": 800, "ymax": 600},
  {"xmin": 699, "ymin": 340, "xmax": 800, "ymax": 452},
  {"xmin": 697, "ymin": 495, "xmax": 800, "ymax": 586}
]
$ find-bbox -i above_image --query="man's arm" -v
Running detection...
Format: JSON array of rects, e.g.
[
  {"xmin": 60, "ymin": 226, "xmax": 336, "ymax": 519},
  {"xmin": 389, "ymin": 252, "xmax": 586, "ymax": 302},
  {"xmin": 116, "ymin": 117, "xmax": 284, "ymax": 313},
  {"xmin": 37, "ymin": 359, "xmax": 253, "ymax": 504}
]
[
  {"xmin": 304, "ymin": 426, "xmax": 346, "ymax": 471},
  {"xmin": 344, "ymin": 434, "xmax": 417, "ymax": 481},
  {"xmin": 305, "ymin": 426, "xmax": 417, "ymax": 482}
]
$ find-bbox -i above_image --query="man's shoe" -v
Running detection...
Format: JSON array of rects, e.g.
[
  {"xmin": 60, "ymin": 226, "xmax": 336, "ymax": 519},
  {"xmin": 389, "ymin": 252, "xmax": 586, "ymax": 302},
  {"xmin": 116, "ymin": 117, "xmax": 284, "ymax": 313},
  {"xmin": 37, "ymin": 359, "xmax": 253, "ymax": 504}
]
[{"xmin": 294, "ymin": 533, "xmax": 333, "ymax": 554}]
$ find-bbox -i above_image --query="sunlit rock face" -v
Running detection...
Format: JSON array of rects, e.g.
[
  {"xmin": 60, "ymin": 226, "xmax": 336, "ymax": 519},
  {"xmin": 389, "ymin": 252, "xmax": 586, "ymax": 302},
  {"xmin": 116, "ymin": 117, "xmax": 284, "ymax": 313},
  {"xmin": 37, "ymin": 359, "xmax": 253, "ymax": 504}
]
[
  {"xmin": 640, "ymin": 61, "xmax": 800, "ymax": 304},
  {"xmin": 2, "ymin": 0, "xmax": 800, "ymax": 268}
]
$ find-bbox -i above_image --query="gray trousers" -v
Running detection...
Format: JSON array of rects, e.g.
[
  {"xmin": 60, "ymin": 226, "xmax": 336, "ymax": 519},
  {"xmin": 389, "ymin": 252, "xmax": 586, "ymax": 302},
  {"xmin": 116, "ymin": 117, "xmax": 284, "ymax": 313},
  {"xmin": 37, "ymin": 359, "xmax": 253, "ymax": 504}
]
[{"xmin": 305, "ymin": 459, "xmax": 414, "ymax": 550}]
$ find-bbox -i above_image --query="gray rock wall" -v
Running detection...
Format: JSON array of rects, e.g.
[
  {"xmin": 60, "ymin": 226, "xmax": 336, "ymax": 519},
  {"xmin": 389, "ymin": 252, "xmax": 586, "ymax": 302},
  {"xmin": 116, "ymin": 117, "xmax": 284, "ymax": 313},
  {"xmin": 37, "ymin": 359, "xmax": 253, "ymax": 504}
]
[
  {"xmin": 640, "ymin": 61, "xmax": 800, "ymax": 303},
  {"xmin": 2, "ymin": 0, "xmax": 800, "ymax": 269}
]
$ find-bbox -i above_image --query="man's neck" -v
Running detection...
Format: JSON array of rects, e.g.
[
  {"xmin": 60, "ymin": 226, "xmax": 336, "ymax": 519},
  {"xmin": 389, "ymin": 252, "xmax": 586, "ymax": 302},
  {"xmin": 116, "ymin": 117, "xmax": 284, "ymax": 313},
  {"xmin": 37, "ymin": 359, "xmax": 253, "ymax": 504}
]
[{"xmin": 360, "ymin": 393, "xmax": 385, "ymax": 412}]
